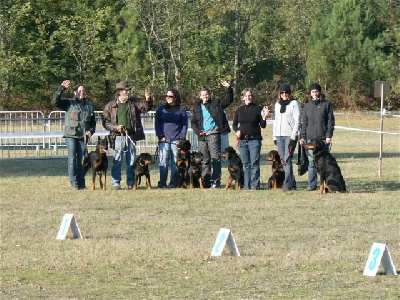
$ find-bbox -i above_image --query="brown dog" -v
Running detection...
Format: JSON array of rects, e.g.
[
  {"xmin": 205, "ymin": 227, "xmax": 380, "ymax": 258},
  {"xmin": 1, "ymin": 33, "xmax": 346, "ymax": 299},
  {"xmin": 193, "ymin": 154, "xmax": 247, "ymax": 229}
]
[
  {"xmin": 220, "ymin": 146, "xmax": 244, "ymax": 190},
  {"xmin": 188, "ymin": 151, "xmax": 203, "ymax": 189},
  {"xmin": 84, "ymin": 136, "xmax": 108, "ymax": 190},
  {"xmin": 132, "ymin": 153, "xmax": 155, "ymax": 190},
  {"xmin": 305, "ymin": 140, "xmax": 347, "ymax": 194},
  {"xmin": 266, "ymin": 150, "xmax": 284, "ymax": 190},
  {"xmin": 176, "ymin": 140, "xmax": 191, "ymax": 188}
]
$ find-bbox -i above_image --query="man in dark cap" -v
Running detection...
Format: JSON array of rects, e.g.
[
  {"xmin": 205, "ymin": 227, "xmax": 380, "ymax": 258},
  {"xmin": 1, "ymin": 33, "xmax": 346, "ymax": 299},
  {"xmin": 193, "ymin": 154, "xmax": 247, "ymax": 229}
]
[
  {"xmin": 102, "ymin": 82, "xmax": 153, "ymax": 190},
  {"xmin": 300, "ymin": 83, "xmax": 335, "ymax": 191}
]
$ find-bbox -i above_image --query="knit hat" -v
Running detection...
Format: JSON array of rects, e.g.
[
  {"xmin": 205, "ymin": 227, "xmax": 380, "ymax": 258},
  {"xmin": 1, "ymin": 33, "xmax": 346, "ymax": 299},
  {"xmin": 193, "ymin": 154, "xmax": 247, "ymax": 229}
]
[
  {"xmin": 309, "ymin": 83, "xmax": 321, "ymax": 92},
  {"xmin": 279, "ymin": 83, "xmax": 291, "ymax": 93}
]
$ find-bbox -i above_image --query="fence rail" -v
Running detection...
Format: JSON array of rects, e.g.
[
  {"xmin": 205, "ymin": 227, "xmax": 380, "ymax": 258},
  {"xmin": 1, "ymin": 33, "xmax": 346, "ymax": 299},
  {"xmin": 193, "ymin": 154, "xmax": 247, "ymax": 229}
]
[{"xmin": 0, "ymin": 110, "xmax": 198, "ymax": 159}]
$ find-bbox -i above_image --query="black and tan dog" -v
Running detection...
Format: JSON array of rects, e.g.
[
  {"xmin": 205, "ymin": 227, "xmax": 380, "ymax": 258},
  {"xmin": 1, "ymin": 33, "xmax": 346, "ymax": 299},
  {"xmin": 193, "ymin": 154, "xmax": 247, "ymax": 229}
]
[
  {"xmin": 188, "ymin": 150, "xmax": 203, "ymax": 189},
  {"xmin": 132, "ymin": 153, "xmax": 155, "ymax": 190},
  {"xmin": 176, "ymin": 139, "xmax": 191, "ymax": 188},
  {"xmin": 220, "ymin": 146, "xmax": 244, "ymax": 190},
  {"xmin": 266, "ymin": 150, "xmax": 285, "ymax": 190},
  {"xmin": 84, "ymin": 136, "xmax": 108, "ymax": 190},
  {"xmin": 305, "ymin": 140, "xmax": 347, "ymax": 194}
]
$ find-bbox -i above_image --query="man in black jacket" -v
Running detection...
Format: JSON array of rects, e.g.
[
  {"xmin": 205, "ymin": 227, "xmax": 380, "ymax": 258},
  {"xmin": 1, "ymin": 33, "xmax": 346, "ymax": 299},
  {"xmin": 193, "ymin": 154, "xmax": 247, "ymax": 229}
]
[
  {"xmin": 191, "ymin": 79, "xmax": 233, "ymax": 188},
  {"xmin": 300, "ymin": 83, "xmax": 335, "ymax": 191}
]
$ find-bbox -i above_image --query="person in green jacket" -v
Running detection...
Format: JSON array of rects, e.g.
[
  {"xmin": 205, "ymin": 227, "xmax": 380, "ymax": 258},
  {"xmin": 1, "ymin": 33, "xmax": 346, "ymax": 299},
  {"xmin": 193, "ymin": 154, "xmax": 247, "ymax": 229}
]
[{"xmin": 51, "ymin": 79, "xmax": 96, "ymax": 190}]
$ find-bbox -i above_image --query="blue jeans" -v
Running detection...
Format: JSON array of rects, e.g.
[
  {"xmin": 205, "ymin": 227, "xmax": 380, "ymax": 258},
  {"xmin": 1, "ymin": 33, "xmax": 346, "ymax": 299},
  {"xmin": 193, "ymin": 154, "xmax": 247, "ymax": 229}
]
[
  {"xmin": 199, "ymin": 134, "xmax": 221, "ymax": 187},
  {"xmin": 112, "ymin": 135, "xmax": 136, "ymax": 187},
  {"xmin": 239, "ymin": 139, "xmax": 262, "ymax": 189},
  {"xmin": 65, "ymin": 137, "xmax": 86, "ymax": 189},
  {"xmin": 306, "ymin": 139, "xmax": 330, "ymax": 189},
  {"xmin": 158, "ymin": 141, "xmax": 178, "ymax": 188},
  {"xmin": 276, "ymin": 136, "xmax": 297, "ymax": 189}
]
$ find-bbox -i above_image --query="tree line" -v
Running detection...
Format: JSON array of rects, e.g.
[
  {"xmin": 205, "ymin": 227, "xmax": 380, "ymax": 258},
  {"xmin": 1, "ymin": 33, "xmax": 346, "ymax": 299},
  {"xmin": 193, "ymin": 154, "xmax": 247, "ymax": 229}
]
[{"xmin": 1, "ymin": 0, "xmax": 399, "ymax": 116}]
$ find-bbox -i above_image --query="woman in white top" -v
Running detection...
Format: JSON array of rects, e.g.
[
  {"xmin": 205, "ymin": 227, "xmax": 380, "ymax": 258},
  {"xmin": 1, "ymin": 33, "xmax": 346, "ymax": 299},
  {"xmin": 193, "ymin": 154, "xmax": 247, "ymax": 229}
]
[{"xmin": 272, "ymin": 83, "xmax": 301, "ymax": 191}]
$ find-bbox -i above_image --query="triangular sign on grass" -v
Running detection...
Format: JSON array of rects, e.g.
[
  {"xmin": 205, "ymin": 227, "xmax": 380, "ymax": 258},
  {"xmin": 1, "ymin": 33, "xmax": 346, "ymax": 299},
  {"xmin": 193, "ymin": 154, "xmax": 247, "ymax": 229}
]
[
  {"xmin": 211, "ymin": 228, "xmax": 240, "ymax": 256},
  {"xmin": 56, "ymin": 213, "xmax": 83, "ymax": 240},
  {"xmin": 363, "ymin": 242, "xmax": 397, "ymax": 276}
]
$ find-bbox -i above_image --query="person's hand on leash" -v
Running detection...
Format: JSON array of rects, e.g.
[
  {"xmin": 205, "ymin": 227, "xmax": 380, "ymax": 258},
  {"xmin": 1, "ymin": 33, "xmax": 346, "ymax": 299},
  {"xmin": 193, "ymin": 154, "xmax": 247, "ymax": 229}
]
[
  {"xmin": 117, "ymin": 125, "xmax": 125, "ymax": 133},
  {"xmin": 289, "ymin": 139, "xmax": 297, "ymax": 149}
]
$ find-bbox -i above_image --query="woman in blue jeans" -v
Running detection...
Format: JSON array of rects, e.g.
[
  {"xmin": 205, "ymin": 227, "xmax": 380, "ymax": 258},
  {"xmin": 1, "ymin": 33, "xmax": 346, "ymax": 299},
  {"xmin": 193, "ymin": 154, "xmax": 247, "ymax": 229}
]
[
  {"xmin": 155, "ymin": 89, "xmax": 188, "ymax": 188},
  {"xmin": 232, "ymin": 88, "xmax": 269, "ymax": 190},
  {"xmin": 272, "ymin": 83, "xmax": 301, "ymax": 191}
]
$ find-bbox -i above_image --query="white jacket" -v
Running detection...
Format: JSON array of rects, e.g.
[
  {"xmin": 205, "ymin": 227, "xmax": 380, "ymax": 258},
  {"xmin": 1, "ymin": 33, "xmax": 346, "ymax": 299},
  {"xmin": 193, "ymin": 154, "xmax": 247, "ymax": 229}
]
[{"xmin": 273, "ymin": 100, "xmax": 301, "ymax": 140}]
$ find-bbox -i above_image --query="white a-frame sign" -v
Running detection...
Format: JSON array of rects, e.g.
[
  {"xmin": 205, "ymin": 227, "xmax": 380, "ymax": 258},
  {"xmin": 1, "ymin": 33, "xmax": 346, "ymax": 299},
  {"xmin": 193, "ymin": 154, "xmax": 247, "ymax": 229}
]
[
  {"xmin": 363, "ymin": 243, "xmax": 397, "ymax": 276},
  {"xmin": 211, "ymin": 228, "xmax": 240, "ymax": 256},
  {"xmin": 56, "ymin": 213, "xmax": 83, "ymax": 240}
]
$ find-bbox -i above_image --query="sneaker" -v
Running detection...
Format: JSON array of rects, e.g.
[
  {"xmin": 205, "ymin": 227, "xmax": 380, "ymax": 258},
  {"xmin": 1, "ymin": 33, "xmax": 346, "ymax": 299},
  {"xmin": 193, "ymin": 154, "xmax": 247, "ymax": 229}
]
[
  {"xmin": 211, "ymin": 184, "xmax": 220, "ymax": 189},
  {"xmin": 306, "ymin": 187, "xmax": 316, "ymax": 191},
  {"xmin": 127, "ymin": 186, "xmax": 133, "ymax": 190},
  {"xmin": 113, "ymin": 185, "xmax": 121, "ymax": 190}
]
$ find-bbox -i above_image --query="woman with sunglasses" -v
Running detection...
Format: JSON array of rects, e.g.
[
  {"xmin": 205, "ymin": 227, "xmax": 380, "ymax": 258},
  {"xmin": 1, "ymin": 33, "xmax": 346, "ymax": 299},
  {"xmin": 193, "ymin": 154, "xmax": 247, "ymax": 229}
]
[
  {"xmin": 272, "ymin": 83, "xmax": 301, "ymax": 191},
  {"xmin": 155, "ymin": 89, "xmax": 188, "ymax": 188}
]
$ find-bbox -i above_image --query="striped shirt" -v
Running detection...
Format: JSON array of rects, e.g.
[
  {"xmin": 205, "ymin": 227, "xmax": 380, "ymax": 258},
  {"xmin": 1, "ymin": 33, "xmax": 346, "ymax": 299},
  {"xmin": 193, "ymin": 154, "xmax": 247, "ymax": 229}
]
[{"xmin": 201, "ymin": 104, "xmax": 218, "ymax": 135}]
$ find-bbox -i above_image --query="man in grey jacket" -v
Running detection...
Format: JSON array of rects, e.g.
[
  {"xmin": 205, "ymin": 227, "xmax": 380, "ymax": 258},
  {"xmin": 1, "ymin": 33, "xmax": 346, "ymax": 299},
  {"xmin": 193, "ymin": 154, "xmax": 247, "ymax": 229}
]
[{"xmin": 300, "ymin": 83, "xmax": 335, "ymax": 191}]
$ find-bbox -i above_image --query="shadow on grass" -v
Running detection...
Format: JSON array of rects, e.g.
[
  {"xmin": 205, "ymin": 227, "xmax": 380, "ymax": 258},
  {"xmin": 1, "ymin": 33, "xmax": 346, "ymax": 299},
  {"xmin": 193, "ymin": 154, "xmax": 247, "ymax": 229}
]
[
  {"xmin": 0, "ymin": 157, "xmax": 159, "ymax": 178},
  {"xmin": 330, "ymin": 152, "xmax": 399, "ymax": 160},
  {"xmin": 376, "ymin": 270, "xmax": 399, "ymax": 276},
  {"xmin": 1, "ymin": 158, "xmax": 399, "ymax": 192},
  {"xmin": 347, "ymin": 180, "xmax": 400, "ymax": 193},
  {"xmin": 0, "ymin": 158, "xmax": 67, "ymax": 177}
]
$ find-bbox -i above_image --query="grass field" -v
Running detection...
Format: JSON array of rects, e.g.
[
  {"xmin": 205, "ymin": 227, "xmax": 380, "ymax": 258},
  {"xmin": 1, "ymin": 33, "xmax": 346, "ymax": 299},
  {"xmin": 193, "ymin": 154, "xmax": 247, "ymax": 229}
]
[{"xmin": 1, "ymin": 114, "xmax": 399, "ymax": 299}]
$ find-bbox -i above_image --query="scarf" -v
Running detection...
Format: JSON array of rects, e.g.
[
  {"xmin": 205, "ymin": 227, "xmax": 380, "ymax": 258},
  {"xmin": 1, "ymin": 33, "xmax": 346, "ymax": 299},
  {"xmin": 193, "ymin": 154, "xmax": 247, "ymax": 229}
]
[{"xmin": 279, "ymin": 99, "xmax": 291, "ymax": 113}]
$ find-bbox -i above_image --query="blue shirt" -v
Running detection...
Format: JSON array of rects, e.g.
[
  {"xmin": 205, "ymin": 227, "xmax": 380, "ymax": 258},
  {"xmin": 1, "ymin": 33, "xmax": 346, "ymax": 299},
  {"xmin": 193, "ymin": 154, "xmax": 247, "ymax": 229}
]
[{"xmin": 155, "ymin": 105, "xmax": 188, "ymax": 141}]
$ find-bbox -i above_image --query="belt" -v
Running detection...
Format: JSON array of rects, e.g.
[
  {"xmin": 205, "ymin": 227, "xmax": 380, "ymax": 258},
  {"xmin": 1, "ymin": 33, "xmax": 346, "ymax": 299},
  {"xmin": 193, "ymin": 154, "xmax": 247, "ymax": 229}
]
[{"xmin": 242, "ymin": 135, "xmax": 257, "ymax": 140}]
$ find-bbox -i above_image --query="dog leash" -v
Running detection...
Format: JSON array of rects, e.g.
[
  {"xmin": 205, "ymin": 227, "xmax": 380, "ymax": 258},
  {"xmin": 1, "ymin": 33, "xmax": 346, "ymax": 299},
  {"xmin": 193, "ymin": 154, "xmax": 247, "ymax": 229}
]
[
  {"xmin": 82, "ymin": 135, "xmax": 90, "ymax": 166},
  {"xmin": 154, "ymin": 144, "xmax": 159, "ymax": 160},
  {"xmin": 278, "ymin": 143, "xmax": 296, "ymax": 167},
  {"xmin": 121, "ymin": 130, "xmax": 137, "ymax": 153}
]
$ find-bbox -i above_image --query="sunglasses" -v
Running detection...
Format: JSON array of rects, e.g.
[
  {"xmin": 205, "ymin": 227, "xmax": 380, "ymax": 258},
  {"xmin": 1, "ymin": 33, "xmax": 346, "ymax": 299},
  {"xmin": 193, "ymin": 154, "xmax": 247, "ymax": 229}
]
[
  {"xmin": 165, "ymin": 95, "xmax": 175, "ymax": 98},
  {"xmin": 280, "ymin": 91, "xmax": 291, "ymax": 94}
]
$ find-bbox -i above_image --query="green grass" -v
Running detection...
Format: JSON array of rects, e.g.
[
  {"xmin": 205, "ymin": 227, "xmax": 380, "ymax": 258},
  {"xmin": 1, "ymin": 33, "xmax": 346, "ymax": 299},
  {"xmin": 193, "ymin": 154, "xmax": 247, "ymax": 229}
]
[{"xmin": 1, "ymin": 115, "xmax": 399, "ymax": 299}]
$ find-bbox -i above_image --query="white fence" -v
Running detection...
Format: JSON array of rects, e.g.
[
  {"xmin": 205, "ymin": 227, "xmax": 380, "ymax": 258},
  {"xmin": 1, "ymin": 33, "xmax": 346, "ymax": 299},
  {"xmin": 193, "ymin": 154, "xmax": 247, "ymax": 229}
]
[{"xmin": 0, "ymin": 110, "xmax": 198, "ymax": 159}]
